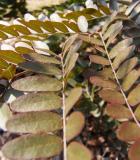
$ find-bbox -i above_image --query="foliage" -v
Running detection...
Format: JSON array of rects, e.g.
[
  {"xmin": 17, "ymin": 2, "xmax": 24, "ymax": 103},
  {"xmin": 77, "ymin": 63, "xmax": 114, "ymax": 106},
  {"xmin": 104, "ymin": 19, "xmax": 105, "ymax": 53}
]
[{"xmin": 0, "ymin": 0, "xmax": 140, "ymax": 160}]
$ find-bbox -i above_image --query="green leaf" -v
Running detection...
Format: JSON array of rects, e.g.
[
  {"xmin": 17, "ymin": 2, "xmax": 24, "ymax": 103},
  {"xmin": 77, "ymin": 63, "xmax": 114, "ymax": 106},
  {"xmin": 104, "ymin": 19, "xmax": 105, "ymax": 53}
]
[
  {"xmin": 12, "ymin": 24, "xmax": 31, "ymax": 35},
  {"xmin": 6, "ymin": 111, "xmax": 62, "ymax": 133},
  {"xmin": 99, "ymin": 89, "xmax": 125, "ymax": 104},
  {"xmin": 65, "ymin": 53, "xmax": 79, "ymax": 76},
  {"xmin": 63, "ymin": 21, "xmax": 80, "ymax": 32},
  {"xmin": 128, "ymin": 138, "xmax": 140, "ymax": 160},
  {"xmin": 52, "ymin": 22, "xmax": 68, "ymax": 32},
  {"xmin": 105, "ymin": 104, "xmax": 132, "ymax": 121},
  {"xmin": 125, "ymin": 1, "xmax": 140, "ymax": 16},
  {"xmin": 0, "ymin": 103, "xmax": 12, "ymax": 131},
  {"xmin": 109, "ymin": 38, "xmax": 133, "ymax": 59},
  {"xmin": 98, "ymin": 4, "xmax": 111, "ymax": 15},
  {"xmin": 11, "ymin": 92, "xmax": 62, "ymax": 112},
  {"xmin": 19, "ymin": 61, "xmax": 61, "ymax": 75},
  {"xmin": 2, "ymin": 134, "xmax": 62, "ymax": 159},
  {"xmin": 79, "ymin": 34, "xmax": 103, "ymax": 46},
  {"xmin": 134, "ymin": 105, "xmax": 140, "ymax": 120},
  {"xmin": 117, "ymin": 57, "xmax": 138, "ymax": 79},
  {"xmin": 112, "ymin": 45, "xmax": 135, "ymax": 70},
  {"xmin": 0, "ymin": 31, "xmax": 8, "ymax": 40},
  {"xmin": 90, "ymin": 76, "xmax": 117, "ymax": 89},
  {"xmin": 122, "ymin": 69, "xmax": 139, "ymax": 91},
  {"xmin": 65, "ymin": 87, "xmax": 82, "ymax": 116},
  {"xmin": 66, "ymin": 112, "xmax": 85, "ymax": 141},
  {"xmin": 0, "ymin": 50, "xmax": 25, "ymax": 64},
  {"xmin": 89, "ymin": 55, "xmax": 109, "ymax": 66},
  {"xmin": 128, "ymin": 85, "xmax": 140, "ymax": 106},
  {"xmin": 1, "ymin": 26, "xmax": 19, "ymax": 36},
  {"xmin": 63, "ymin": 34, "xmax": 78, "ymax": 56},
  {"xmin": 67, "ymin": 141, "xmax": 93, "ymax": 160},
  {"xmin": 117, "ymin": 122, "xmax": 140, "ymax": 142},
  {"xmin": 1, "ymin": 65, "xmax": 16, "ymax": 80},
  {"xmin": 12, "ymin": 75, "xmax": 62, "ymax": 92},
  {"xmin": 103, "ymin": 21, "xmax": 122, "ymax": 41},
  {"xmin": 23, "ymin": 53, "xmax": 60, "ymax": 64},
  {"xmin": 0, "ymin": 58, "xmax": 9, "ymax": 69}
]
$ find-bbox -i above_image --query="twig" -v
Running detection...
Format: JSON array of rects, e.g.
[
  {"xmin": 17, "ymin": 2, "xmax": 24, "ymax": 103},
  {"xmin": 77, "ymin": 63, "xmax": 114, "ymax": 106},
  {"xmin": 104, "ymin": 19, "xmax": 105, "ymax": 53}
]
[
  {"xmin": 60, "ymin": 53, "xmax": 67, "ymax": 160},
  {"xmin": 99, "ymin": 32, "xmax": 140, "ymax": 128}
]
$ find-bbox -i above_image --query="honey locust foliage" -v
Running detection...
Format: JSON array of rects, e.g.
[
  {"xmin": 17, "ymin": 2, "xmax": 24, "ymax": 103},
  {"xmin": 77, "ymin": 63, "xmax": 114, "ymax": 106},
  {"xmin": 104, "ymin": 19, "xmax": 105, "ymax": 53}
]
[{"xmin": 0, "ymin": 1, "xmax": 140, "ymax": 160}]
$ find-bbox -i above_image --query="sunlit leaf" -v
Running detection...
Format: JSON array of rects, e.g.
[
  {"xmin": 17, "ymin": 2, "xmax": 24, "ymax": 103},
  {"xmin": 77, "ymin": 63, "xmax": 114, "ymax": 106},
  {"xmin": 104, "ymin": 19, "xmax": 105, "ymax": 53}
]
[
  {"xmin": 12, "ymin": 75, "xmax": 62, "ymax": 92},
  {"xmin": 0, "ymin": 103, "xmax": 12, "ymax": 131},
  {"xmin": 1, "ymin": 65, "xmax": 16, "ymax": 80},
  {"xmin": 128, "ymin": 85, "xmax": 140, "ymax": 106},
  {"xmin": 128, "ymin": 138, "xmax": 140, "ymax": 160},
  {"xmin": 112, "ymin": 45, "xmax": 135, "ymax": 70},
  {"xmin": 117, "ymin": 57, "xmax": 138, "ymax": 79},
  {"xmin": 6, "ymin": 111, "xmax": 62, "ymax": 133},
  {"xmin": 89, "ymin": 55, "xmax": 109, "ymax": 65},
  {"xmin": 122, "ymin": 69, "xmax": 139, "ymax": 91},
  {"xmin": 99, "ymin": 89, "xmax": 125, "ymax": 104},
  {"xmin": 109, "ymin": 38, "xmax": 133, "ymax": 59},
  {"xmin": 103, "ymin": 21, "xmax": 122, "ymax": 41},
  {"xmin": 79, "ymin": 34, "xmax": 103, "ymax": 46},
  {"xmin": 134, "ymin": 104, "xmax": 140, "ymax": 120},
  {"xmin": 65, "ymin": 53, "xmax": 78, "ymax": 76},
  {"xmin": 11, "ymin": 92, "xmax": 62, "ymax": 112},
  {"xmin": 66, "ymin": 111, "xmax": 85, "ymax": 141},
  {"xmin": 0, "ymin": 50, "xmax": 25, "ymax": 64},
  {"xmin": 117, "ymin": 122, "xmax": 140, "ymax": 142},
  {"xmin": 105, "ymin": 104, "xmax": 132, "ymax": 121},
  {"xmin": 2, "ymin": 134, "xmax": 62, "ymax": 159},
  {"xmin": 90, "ymin": 76, "xmax": 117, "ymax": 89},
  {"xmin": 67, "ymin": 141, "xmax": 93, "ymax": 160},
  {"xmin": 0, "ymin": 58, "xmax": 9, "ymax": 69},
  {"xmin": 65, "ymin": 87, "xmax": 82, "ymax": 116}
]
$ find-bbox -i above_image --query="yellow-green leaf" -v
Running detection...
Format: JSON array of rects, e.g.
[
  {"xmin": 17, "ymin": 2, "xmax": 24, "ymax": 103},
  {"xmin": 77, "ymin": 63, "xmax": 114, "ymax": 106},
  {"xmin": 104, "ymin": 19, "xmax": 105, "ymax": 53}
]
[
  {"xmin": 68, "ymin": 141, "xmax": 93, "ymax": 160},
  {"xmin": 66, "ymin": 111, "xmax": 85, "ymax": 141},
  {"xmin": 6, "ymin": 111, "xmax": 62, "ymax": 133},
  {"xmin": 117, "ymin": 122, "xmax": 140, "ymax": 142},
  {"xmin": 19, "ymin": 61, "xmax": 61, "ymax": 75},
  {"xmin": 11, "ymin": 92, "xmax": 62, "ymax": 112},
  {"xmin": 2, "ymin": 134, "xmax": 62, "ymax": 159},
  {"xmin": 12, "ymin": 75, "xmax": 62, "ymax": 92},
  {"xmin": 65, "ymin": 87, "xmax": 82, "ymax": 115},
  {"xmin": 128, "ymin": 85, "xmax": 140, "ymax": 106}
]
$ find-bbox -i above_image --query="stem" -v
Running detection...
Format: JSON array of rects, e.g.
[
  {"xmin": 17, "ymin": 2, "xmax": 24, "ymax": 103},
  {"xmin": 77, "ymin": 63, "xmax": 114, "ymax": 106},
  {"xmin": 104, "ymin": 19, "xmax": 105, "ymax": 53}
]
[
  {"xmin": 60, "ymin": 53, "xmax": 67, "ymax": 160},
  {"xmin": 99, "ymin": 32, "xmax": 140, "ymax": 128}
]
